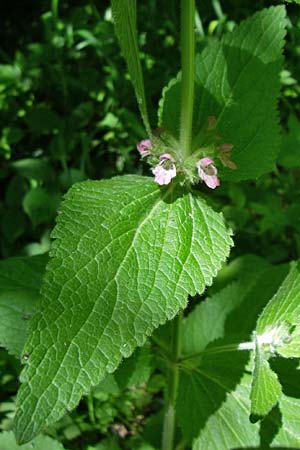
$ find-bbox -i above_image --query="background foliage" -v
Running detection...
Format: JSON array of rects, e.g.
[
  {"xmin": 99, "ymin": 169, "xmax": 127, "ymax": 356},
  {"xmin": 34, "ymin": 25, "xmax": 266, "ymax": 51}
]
[{"xmin": 0, "ymin": 0, "xmax": 300, "ymax": 449}]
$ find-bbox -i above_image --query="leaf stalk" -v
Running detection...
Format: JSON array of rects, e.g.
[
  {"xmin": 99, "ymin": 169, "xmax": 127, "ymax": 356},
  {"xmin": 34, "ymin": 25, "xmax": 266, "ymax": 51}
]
[
  {"xmin": 180, "ymin": 0, "xmax": 195, "ymax": 159},
  {"xmin": 162, "ymin": 312, "xmax": 183, "ymax": 450}
]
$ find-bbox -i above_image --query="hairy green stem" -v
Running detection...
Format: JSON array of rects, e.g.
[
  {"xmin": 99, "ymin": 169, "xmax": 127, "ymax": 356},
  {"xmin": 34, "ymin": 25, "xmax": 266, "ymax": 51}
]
[
  {"xmin": 162, "ymin": 3, "xmax": 195, "ymax": 448},
  {"xmin": 180, "ymin": 0, "xmax": 195, "ymax": 159},
  {"xmin": 162, "ymin": 313, "xmax": 183, "ymax": 450}
]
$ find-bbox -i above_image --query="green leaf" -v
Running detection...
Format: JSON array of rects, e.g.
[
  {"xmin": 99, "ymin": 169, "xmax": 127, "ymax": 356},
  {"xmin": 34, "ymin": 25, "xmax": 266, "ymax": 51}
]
[
  {"xmin": 12, "ymin": 158, "xmax": 55, "ymax": 182},
  {"xmin": 182, "ymin": 256, "xmax": 276, "ymax": 357},
  {"xmin": 192, "ymin": 372, "xmax": 300, "ymax": 450},
  {"xmin": 279, "ymin": 115, "xmax": 300, "ymax": 168},
  {"xmin": 159, "ymin": 7, "xmax": 287, "ymax": 182},
  {"xmin": 23, "ymin": 187, "xmax": 61, "ymax": 226},
  {"xmin": 158, "ymin": 74, "xmax": 181, "ymax": 138},
  {"xmin": 0, "ymin": 255, "xmax": 47, "ymax": 357},
  {"xmin": 0, "ymin": 64, "xmax": 21, "ymax": 84},
  {"xmin": 250, "ymin": 262, "xmax": 300, "ymax": 418},
  {"xmin": 0, "ymin": 431, "xmax": 65, "ymax": 450},
  {"xmin": 177, "ymin": 259, "xmax": 292, "ymax": 448},
  {"xmin": 250, "ymin": 338, "xmax": 282, "ymax": 419},
  {"xmin": 111, "ymin": 0, "xmax": 151, "ymax": 135},
  {"xmin": 14, "ymin": 175, "xmax": 232, "ymax": 443},
  {"xmin": 195, "ymin": 6, "xmax": 287, "ymax": 181},
  {"xmin": 114, "ymin": 346, "xmax": 153, "ymax": 389},
  {"xmin": 177, "ymin": 257, "xmax": 287, "ymax": 440},
  {"xmin": 256, "ymin": 261, "xmax": 300, "ymax": 358}
]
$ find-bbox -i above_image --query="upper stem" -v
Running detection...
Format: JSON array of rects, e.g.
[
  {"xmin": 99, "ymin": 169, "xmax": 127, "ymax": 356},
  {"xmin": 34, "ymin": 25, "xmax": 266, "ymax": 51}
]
[
  {"xmin": 162, "ymin": 312, "xmax": 183, "ymax": 450},
  {"xmin": 180, "ymin": 0, "xmax": 195, "ymax": 159}
]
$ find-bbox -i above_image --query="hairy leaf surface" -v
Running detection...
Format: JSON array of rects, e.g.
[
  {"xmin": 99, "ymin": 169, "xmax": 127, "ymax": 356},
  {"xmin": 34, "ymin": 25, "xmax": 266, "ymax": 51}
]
[
  {"xmin": 250, "ymin": 340, "xmax": 282, "ymax": 419},
  {"xmin": 250, "ymin": 262, "xmax": 300, "ymax": 417},
  {"xmin": 0, "ymin": 432, "xmax": 65, "ymax": 450},
  {"xmin": 256, "ymin": 261, "xmax": 300, "ymax": 358},
  {"xmin": 14, "ymin": 175, "xmax": 232, "ymax": 443},
  {"xmin": 177, "ymin": 259, "xmax": 295, "ymax": 448}
]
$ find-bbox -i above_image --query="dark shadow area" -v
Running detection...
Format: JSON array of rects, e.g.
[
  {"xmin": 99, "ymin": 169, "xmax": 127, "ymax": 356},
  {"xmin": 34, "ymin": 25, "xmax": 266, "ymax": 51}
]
[
  {"xmin": 224, "ymin": 265, "xmax": 288, "ymax": 339},
  {"xmin": 178, "ymin": 350, "xmax": 249, "ymax": 439},
  {"xmin": 159, "ymin": 181, "xmax": 185, "ymax": 204},
  {"xmin": 271, "ymin": 357, "xmax": 300, "ymax": 399},
  {"xmin": 259, "ymin": 405, "xmax": 282, "ymax": 447}
]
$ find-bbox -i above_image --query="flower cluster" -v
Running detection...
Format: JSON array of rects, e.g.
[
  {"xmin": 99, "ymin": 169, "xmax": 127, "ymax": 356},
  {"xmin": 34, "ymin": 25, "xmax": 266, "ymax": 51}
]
[{"xmin": 136, "ymin": 119, "xmax": 237, "ymax": 189}]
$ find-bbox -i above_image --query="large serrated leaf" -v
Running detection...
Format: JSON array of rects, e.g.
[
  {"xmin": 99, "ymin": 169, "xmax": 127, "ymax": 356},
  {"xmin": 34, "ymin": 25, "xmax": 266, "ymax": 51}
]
[
  {"xmin": 111, "ymin": 0, "xmax": 151, "ymax": 135},
  {"xmin": 14, "ymin": 175, "xmax": 232, "ymax": 443},
  {"xmin": 0, "ymin": 255, "xmax": 47, "ymax": 357},
  {"xmin": 159, "ymin": 6, "xmax": 287, "ymax": 182}
]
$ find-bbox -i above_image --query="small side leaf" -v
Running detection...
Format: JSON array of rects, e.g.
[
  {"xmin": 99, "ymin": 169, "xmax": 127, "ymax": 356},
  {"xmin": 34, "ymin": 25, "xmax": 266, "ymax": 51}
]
[
  {"xmin": 250, "ymin": 338, "xmax": 282, "ymax": 419},
  {"xmin": 111, "ymin": 0, "xmax": 151, "ymax": 135}
]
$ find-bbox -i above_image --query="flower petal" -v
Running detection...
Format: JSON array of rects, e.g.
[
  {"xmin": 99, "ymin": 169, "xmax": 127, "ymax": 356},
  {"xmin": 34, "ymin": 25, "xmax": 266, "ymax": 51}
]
[
  {"xmin": 159, "ymin": 153, "xmax": 173, "ymax": 162},
  {"xmin": 198, "ymin": 157, "xmax": 214, "ymax": 167},
  {"xmin": 152, "ymin": 164, "xmax": 176, "ymax": 185},
  {"xmin": 137, "ymin": 139, "xmax": 152, "ymax": 157},
  {"xmin": 203, "ymin": 174, "xmax": 220, "ymax": 189}
]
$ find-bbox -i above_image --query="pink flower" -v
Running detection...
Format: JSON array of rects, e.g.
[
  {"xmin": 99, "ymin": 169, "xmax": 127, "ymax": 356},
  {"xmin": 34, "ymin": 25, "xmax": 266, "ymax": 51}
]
[
  {"xmin": 196, "ymin": 157, "xmax": 220, "ymax": 189},
  {"xmin": 152, "ymin": 153, "xmax": 176, "ymax": 186},
  {"xmin": 137, "ymin": 139, "xmax": 152, "ymax": 157}
]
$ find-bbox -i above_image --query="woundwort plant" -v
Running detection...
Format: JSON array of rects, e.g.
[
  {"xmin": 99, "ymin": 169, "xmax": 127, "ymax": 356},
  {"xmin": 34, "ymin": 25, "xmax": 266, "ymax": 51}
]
[{"xmin": 0, "ymin": 1, "xmax": 299, "ymax": 449}]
